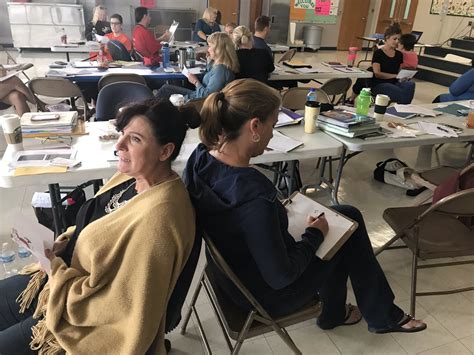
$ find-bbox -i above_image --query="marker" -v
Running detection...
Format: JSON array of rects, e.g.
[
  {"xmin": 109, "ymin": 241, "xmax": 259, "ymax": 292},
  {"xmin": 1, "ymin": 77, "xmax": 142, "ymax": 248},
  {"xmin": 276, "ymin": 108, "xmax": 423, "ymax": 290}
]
[{"xmin": 437, "ymin": 126, "xmax": 449, "ymax": 133}]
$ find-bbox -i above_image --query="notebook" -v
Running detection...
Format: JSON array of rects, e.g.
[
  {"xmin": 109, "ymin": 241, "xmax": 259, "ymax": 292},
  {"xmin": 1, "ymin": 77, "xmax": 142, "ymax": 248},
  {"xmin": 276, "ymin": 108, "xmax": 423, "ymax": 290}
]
[{"xmin": 284, "ymin": 192, "xmax": 358, "ymax": 260}]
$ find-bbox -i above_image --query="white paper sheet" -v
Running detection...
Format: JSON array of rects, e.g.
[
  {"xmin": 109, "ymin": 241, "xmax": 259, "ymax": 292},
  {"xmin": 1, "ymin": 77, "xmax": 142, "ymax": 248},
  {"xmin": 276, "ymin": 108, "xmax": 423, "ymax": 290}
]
[
  {"xmin": 267, "ymin": 130, "xmax": 303, "ymax": 152},
  {"xmin": 0, "ymin": 70, "xmax": 22, "ymax": 82},
  {"xmin": 393, "ymin": 104, "xmax": 440, "ymax": 117},
  {"xmin": 296, "ymin": 66, "xmax": 332, "ymax": 73},
  {"xmin": 414, "ymin": 122, "xmax": 458, "ymax": 138},
  {"xmin": 397, "ymin": 69, "xmax": 417, "ymax": 80}
]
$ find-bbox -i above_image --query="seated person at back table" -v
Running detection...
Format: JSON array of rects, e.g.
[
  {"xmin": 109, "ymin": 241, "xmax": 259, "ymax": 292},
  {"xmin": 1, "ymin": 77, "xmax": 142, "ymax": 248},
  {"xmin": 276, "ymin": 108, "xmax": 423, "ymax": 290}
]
[
  {"xmin": 232, "ymin": 25, "xmax": 274, "ymax": 84},
  {"xmin": 253, "ymin": 15, "xmax": 273, "ymax": 59},
  {"xmin": 351, "ymin": 23, "xmax": 415, "ymax": 104},
  {"xmin": 133, "ymin": 6, "xmax": 170, "ymax": 66},
  {"xmin": 433, "ymin": 68, "xmax": 474, "ymax": 102},
  {"xmin": 85, "ymin": 5, "xmax": 111, "ymax": 41},
  {"xmin": 104, "ymin": 13, "xmax": 132, "ymax": 61},
  {"xmin": 0, "ymin": 99, "xmax": 199, "ymax": 355},
  {"xmin": 155, "ymin": 32, "xmax": 238, "ymax": 101},
  {"xmin": 398, "ymin": 33, "xmax": 418, "ymax": 69},
  {"xmin": 225, "ymin": 22, "xmax": 237, "ymax": 36},
  {"xmin": 0, "ymin": 66, "xmax": 35, "ymax": 116},
  {"xmin": 183, "ymin": 78, "xmax": 427, "ymax": 335},
  {"xmin": 193, "ymin": 7, "xmax": 221, "ymax": 42}
]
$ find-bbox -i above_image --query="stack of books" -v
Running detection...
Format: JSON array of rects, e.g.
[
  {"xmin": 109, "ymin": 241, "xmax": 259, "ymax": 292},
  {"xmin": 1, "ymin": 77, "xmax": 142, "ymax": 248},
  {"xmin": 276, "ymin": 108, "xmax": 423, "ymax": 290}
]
[
  {"xmin": 317, "ymin": 109, "xmax": 380, "ymax": 138},
  {"xmin": 21, "ymin": 111, "xmax": 78, "ymax": 135}
]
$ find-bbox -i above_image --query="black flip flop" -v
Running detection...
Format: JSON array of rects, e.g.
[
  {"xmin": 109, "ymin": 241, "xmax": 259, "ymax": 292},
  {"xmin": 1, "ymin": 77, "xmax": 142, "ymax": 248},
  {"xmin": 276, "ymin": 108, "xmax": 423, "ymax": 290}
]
[{"xmin": 374, "ymin": 314, "xmax": 427, "ymax": 334}]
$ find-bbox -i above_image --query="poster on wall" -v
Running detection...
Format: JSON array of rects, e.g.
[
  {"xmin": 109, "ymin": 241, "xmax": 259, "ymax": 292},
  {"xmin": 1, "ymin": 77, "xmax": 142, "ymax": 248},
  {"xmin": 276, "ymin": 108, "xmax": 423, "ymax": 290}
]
[
  {"xmin": 140, "ymin": 0, "xmax": 156, "ymax": 9},
  {"xmin": 430, "ymin": 0, "xmax": 474, "ymax": 17},
  {"xmin": 315, "ymin": 0, "xmax": 331, "ymax": 15},
  {"xmin": 290, "ymin": 0, "xmax": 338, "ymax": 23},
  {"xmin": 294, "ymin": 0, "xmax": 316, "ymax": 9}
]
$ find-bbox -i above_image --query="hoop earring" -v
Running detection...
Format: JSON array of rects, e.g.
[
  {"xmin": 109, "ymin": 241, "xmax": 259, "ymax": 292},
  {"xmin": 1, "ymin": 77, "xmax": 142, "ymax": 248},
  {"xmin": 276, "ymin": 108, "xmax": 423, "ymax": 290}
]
[{"xmin": 252, "ymin": 134, "xmax": 260, "ymax": 143}]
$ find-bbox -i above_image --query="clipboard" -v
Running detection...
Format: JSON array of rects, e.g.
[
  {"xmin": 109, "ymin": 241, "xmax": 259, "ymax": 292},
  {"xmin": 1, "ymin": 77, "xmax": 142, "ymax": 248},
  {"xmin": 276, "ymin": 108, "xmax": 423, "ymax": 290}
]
[{"xmin": 283, "ymin": 192, "xmax": 358, "ymax": 260}]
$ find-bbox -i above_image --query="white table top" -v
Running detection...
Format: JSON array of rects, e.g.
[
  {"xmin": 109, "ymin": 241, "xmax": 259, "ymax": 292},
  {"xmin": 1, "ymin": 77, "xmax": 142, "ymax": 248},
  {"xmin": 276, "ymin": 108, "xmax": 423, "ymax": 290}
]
[
  {"xmin": 269, "ymin": 64, "xmax": 372, "ymax": 81},
  {"xmin": 325, "ymin": 102, "xmax": 474, "ymax": 152},
  {"xmin": 0, "ymin": 122, "xmax": 343, "ymax": 189},
  {"xmin": 51, "ymin": 45, "xmax": 91, "ymax": 53}
]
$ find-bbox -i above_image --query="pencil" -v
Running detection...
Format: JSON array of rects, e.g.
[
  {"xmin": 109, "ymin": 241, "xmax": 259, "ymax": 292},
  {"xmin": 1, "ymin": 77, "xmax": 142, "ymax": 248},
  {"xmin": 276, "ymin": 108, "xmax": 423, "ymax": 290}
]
[{"xmin": 316, "ymin": 212, "xmax": 325, "ymax": 219}]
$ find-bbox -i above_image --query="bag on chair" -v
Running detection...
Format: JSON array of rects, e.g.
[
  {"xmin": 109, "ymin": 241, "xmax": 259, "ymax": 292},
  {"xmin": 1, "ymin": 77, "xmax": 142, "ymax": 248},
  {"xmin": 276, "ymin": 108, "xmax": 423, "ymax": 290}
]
[{"xmin": 373, "ymin": 158, "xmax": 426, "ymax": 196}]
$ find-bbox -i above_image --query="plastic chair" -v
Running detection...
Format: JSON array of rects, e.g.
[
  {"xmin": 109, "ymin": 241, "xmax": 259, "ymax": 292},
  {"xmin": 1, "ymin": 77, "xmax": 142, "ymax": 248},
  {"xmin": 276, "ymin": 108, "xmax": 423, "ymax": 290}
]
[
  {"xmin": 320, "ymin": 77, "xmax": 352, "ymax": 105},
  {"xmin": 106, "ymin": 40, "xmax": 132, "ymax": 61},
  {"xmin": 28, "ymin": 77, "xmax": 90, "ymax": 120},
  {"xmin": 95, "ymin": 82, "xmax": 153, "ymax": 121},
  {"xmin": 98, "ymin": 73, "xmax": 147, "ymax": 91},
  {"xmin": 180, "ymin": 232, "xmax": 322, "ymax": 355},
  {"xmin": 382, "ymin": 188, "xmax": 474, "ymax": 316},
  {"xmin": 281, "ymin": 87, "xmax": 330, "ymax": 111}
]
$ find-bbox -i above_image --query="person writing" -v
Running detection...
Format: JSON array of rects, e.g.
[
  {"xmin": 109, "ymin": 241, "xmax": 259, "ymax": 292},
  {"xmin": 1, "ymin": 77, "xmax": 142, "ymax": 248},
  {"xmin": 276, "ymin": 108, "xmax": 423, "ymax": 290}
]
[
  {"xmin": 0, "ymin": 66, "xmax": 36, "ymax": 116},
  {"xmin": 133, "ymin": 7, "xmax": 170, "ymax": 66},
  {"xmin": 156, "ymin": 32, "xmax": 238, "ymax": 101},
  {"xmin": 184, "ymin": 78, "xmax": 427, "ymax": 335},
  {"xmin": 85, "ymin": 5, "xmax": 111, "ymax": 41},
  {"xmin": 232, "ymin": 25, "xmax": 274, "ymax": 84},
  {"xmin": 104, "ymin": 13, "xmax": 132, "ymax": 61},
  {"xmin": 193, "ymin": 7, "xmax": 221, "ymax": 42},
  {"xmin": 0, "ymin": 99, "xmax": 199, "ymax": 354}
]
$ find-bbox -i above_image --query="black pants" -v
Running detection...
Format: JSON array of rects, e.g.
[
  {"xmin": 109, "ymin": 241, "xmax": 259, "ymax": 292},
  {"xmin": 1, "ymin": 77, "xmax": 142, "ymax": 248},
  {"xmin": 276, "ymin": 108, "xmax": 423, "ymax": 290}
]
[
  {"xmin": 0, "ymin": 274, "xmax": 38, "ymax": 355},
  {"xmin": 260, "ymin": 205, "xmax": 404, "ymax": 331}
]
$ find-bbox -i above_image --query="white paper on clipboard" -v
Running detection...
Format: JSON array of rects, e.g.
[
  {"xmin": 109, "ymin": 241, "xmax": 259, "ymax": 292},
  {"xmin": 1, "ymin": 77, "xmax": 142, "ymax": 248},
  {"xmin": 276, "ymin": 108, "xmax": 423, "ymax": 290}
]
[{"xmin": 285, "ymin": 192, "xmax": 358, "ymax": 260}]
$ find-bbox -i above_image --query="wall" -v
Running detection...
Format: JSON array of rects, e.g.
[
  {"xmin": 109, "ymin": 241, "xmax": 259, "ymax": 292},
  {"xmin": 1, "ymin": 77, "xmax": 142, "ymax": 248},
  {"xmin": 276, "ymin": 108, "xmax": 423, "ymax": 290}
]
[{"xmin": 412, "ymin": 0, "xmax": 472, "ymax": 45}]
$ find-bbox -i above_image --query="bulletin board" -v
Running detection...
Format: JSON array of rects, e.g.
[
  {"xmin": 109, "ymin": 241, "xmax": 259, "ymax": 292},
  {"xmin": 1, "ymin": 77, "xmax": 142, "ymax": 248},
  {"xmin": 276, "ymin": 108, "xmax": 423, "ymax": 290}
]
[{"xmin": 290, "ymin": 0, "xmax": 339, "ymax": 24}]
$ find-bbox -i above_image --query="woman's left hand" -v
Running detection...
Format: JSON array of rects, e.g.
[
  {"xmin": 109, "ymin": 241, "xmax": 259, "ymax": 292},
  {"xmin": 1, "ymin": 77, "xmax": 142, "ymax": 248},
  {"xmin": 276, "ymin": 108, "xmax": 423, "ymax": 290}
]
[{"xmin": 187, "ymin": 73, "xmax": 199, "ymax": 86}]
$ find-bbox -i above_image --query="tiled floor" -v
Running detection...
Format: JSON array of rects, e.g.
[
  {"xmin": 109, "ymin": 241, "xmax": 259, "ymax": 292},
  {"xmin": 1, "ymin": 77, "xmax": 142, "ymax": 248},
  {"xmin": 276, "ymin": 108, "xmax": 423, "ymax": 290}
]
[{"xmin": 0, "ymin": 49, "xmax": 473, "ymax": 354}]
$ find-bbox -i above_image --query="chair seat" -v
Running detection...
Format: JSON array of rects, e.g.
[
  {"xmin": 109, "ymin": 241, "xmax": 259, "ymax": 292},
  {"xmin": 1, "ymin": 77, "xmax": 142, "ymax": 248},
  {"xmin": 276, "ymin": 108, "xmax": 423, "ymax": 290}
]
[
  {"xmin": 205, "ymin": 266, "xmax": 321, "ymax": 340},
  {"xmin": 383, "ymin": 204, "xmax": 431, "ymax": 234},
  {"xmin": 420, "ymin": 166, "xmax": 458, "ymax": 186}
]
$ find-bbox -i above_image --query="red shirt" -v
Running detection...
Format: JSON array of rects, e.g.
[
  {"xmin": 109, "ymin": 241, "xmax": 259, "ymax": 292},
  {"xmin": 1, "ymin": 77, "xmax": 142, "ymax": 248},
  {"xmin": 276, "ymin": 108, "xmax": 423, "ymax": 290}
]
[
  {"xmin": 133, "ymin": 24, "xmax": 161, "ymax": 66},
  {"xmin": 400, "ymin": 50, "xmax": 418, "ymax": 69}
]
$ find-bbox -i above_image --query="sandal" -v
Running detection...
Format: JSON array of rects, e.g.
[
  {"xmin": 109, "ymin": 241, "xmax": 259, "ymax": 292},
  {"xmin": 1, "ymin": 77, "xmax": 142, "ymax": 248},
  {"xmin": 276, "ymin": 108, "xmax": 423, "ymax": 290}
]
[
  {"xmin": 374, "ymin": 314, "xmax": 427, "ymax": 334},
  {"xmin": 317, "ymin": 303, "xmax": 363, "ymax": 330}
]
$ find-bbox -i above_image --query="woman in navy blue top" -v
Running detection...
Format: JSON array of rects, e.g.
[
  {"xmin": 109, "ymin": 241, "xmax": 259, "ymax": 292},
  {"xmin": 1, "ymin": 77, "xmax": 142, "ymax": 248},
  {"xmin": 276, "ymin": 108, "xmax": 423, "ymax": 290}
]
[{"xmin": 193, "ymin": 7, "xmax": 221, "ymax": 42}]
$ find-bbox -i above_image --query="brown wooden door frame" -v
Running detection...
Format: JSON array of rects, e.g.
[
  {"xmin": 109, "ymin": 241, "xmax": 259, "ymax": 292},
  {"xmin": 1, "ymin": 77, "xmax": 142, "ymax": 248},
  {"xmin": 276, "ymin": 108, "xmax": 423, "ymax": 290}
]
[
  {"xmin": 209, "ymin": 0, "xmax": 240, "ymax": 26},
  {"xmin": 336, "ymin": 0, "xmax": 371, "ymax": 50},
  {"xmin": 376, "ymin": 0, "xmax": 418, "ymax": 34}
]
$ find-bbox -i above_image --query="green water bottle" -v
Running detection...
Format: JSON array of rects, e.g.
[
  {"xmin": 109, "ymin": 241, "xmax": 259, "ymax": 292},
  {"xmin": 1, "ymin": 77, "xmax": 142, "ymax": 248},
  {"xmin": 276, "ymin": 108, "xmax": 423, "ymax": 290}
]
[{"xmin": 356, "ymin": 88, "xmax": 373, "ymax": 117}]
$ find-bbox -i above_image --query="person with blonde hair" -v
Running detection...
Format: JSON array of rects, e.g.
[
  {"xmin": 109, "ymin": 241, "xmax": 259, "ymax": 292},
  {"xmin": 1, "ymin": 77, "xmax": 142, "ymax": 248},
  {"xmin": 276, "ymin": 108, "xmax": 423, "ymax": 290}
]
[
  {"xmin": 85, "ymin": 5, "xmax": 111, "ymax": 41},
  {"xmin": 193, "ymin": 7, "xmax": 221, "ymax": 42},
  {"xmin": 233, "ymin": 25, "xmax": 274, "ymax": 84},
  {"xmin": 184, "ymin": 78, "xmax": 427, "ymax": 335},
  {"xmin": 156, "ymin": 32, "xmax": 238, "ymax": 101}
]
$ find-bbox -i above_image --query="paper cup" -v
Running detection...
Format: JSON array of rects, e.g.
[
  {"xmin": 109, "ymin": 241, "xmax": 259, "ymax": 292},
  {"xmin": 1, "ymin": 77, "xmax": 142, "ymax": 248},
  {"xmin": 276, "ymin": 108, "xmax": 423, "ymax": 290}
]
[
  {"xmin": 2, "ymin": 114, "xmax": 23, "ymax": 151},
  {"xmin": 169, "ymin": 94, "xmax": 185, "ymax": 107},
  {"xmin": 374, "ymin": 94, "xmax": 390, "ymax": 121}
]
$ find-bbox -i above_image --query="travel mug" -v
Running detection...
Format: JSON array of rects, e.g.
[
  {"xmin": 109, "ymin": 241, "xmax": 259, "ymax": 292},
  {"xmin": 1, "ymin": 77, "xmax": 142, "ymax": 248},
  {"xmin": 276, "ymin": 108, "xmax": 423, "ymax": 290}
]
[
  {"xmin": 304, "ymin": 101, "xmax": 320, "ymax": 134},
  {"xmin": 169, "ymin": 94, "xmax": 185, "ymax": 107},
  {"xmin": 374, "ymin": 94, "xmax": 390, "ymax": 121},
  {"xmin": 2, "ymin": 114, "xmax": 23, "ymax": 151}
]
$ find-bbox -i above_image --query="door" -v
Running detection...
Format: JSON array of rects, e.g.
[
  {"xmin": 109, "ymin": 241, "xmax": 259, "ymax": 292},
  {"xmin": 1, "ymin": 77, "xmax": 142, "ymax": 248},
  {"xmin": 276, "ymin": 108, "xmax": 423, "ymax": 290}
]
[
  {"xmin": 248, "ymin": 0, "xmax": 263, "ymax": 32},
  {"xmin": 209, "ymin": 0, "xmax": 239, "ymax": 26},
  {"xmin": 376, "ymin": 0, "xmax": 418, "ymax": 34},
  {"xmin": 336, "ymin": 0, "xmax": 371, "ymax": 50}
]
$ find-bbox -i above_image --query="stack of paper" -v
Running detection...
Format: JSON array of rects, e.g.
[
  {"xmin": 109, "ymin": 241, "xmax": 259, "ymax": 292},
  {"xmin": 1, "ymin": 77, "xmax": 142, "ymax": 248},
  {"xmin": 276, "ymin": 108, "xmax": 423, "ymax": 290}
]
[
  {"xmin": 276, "ymin": 107, "xmax": 303, "ymax": 127},
  {"xmin": 21, "ymin": 111, "xmax": 78, "ymax": 135},
  {"xmin": 267, "ymin": 130, "xmax": 303, "ymax": 152}
]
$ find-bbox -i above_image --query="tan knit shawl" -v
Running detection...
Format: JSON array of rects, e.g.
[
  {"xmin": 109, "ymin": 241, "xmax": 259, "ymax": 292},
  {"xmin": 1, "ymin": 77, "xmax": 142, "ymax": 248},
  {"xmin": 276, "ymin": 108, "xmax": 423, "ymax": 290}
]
[{"xmin": 17, "ymin": 172, "xmax": 195, "ymax": 354}]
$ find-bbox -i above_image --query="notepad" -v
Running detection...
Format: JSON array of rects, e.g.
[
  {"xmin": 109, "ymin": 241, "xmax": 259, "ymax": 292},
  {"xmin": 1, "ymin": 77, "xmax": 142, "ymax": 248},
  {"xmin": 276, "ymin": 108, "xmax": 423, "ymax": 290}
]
[{"xmin": 285, "ymin": 192, "xmax": 358, "ymax": 260}]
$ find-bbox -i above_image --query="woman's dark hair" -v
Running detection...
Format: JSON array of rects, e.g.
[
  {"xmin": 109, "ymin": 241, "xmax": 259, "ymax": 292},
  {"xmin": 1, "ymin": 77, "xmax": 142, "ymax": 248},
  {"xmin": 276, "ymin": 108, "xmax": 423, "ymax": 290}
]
[
  {"xmin": 384, "ymin": 22, "xmax": 401, "ymax": 40},
  {"xmin": 135, "ymin": 7, "xmax": 148, "ymax": 23},
  {"xmin": 399, "ymin": 33, "xmax": 416, "ymax": 51},
  {"xmin": 110, "ymin": 13, "xmax": 123, "ymax": 24},
  {"xmin": 199, "ymin": 79, "xmax": 281, "ymax": 150},
  {"xmin": 115, "ymin": 99, "xmax": 201, "ymax": 161}
]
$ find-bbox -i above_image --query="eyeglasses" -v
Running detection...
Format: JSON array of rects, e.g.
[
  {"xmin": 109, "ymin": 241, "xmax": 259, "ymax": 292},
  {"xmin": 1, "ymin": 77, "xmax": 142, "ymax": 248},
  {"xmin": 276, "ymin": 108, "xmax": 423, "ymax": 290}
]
[{"xmin": 110, "ymin": 22, "xmax": 121, "ymax": 25}]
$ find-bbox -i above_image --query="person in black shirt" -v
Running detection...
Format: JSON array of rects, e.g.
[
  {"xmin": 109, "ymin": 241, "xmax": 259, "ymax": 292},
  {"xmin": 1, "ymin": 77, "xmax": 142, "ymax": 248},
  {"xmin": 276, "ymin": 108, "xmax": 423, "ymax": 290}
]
[
  {"xmin": 85, "ymin": 5, "xmax": 111, "ymax": 41},
  {"xmin": 351, "ymin": 23, "xmax": 415, "ymax": 104},
  {"xmin": 233, "ymin": 25, "xmax": 274, "ymax": 84},
  {"xmin": 253, "ymin": 15, "xmax": 272, "ymax": 59}
]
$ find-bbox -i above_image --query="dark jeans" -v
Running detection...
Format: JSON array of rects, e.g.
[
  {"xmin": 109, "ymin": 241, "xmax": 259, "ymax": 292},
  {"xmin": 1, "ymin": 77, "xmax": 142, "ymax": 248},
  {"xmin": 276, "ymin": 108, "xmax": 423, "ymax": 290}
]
[
  {"xmin": 155, "ymin": 84, "xmax": 194, "ymax": 100},
  {"xmin": 0, "ymin": 274, "xmax": 38, "ymax": 355},
  {"xmin": 352, "ymin": 78, "xmax": 415, "ymax": 104},
  {"xmin": 260, "ymin": 205, "xmax": 404, "ymax": 331}
]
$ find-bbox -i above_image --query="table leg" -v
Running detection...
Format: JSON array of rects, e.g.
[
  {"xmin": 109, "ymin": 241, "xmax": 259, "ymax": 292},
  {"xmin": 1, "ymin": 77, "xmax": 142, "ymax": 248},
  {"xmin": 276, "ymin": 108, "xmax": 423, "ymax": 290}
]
[
  {"xmin": 66, "ymin": 52, "xmax": 70, "ymax": 62},
  {"xmin": 287, "ymin": 160, "xmax": 296, "ymax": 198},
  {"xmin": 48, "ymin": 183, "xmax": 66, "ymax": 237},
  {"xmin": 332, "ymin": 147, "xmax": 347, "ymax": 205}
]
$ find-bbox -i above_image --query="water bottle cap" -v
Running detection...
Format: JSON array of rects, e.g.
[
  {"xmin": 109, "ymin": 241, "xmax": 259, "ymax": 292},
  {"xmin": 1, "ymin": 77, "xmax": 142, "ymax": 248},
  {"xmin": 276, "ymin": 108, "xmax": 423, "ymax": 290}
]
[
  {"xmin": 309, "ymin": 88, "xmax": 315, "ymax": 92},
  {"xmin": 360, "ymin": 88, "xmax": 372, "ymax": 96}
]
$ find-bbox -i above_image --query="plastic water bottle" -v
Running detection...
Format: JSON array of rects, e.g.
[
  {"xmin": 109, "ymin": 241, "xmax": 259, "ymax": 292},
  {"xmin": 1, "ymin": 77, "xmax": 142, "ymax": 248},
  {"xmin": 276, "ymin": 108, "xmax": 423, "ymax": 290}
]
[
  {"xmin": 91, "ymin": 27, "xmax": 97, "ymax": 41},
  {"xmin": 356, "ymin": 88, "xmax": 373, "ymax": 117},
  {"xmin": 162, "ymin": 43, "xmax": 170, "ymax": 69},
  {"xmin": 304, "ymin": 88, "xmax": 320, "ymax": 134},
  {"xmin": 17, "ymin": 246, "xmax": 33, "ymax": 270},
  {"xmin": 1, "ymin": 242, "xmax": 18, "ymax": 279}
]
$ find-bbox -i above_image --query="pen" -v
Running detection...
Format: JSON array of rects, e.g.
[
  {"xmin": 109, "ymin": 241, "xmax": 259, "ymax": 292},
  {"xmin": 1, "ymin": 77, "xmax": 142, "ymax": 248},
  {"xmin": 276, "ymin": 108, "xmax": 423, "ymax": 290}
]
[
  {"xmin": 437, "ymin": 126, "xmax": 449, "ymax": 133},
  {"xmin": 316, "ymin": 212, "xmax": 325, "ymax": 219}
]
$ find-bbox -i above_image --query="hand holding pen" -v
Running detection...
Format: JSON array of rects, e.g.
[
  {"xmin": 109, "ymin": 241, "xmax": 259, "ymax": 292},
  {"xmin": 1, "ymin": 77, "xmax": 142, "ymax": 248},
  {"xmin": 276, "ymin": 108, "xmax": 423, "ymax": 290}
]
[{"xmin": 307, "ymin": 212, "xmax": 329, "ymax": 237}]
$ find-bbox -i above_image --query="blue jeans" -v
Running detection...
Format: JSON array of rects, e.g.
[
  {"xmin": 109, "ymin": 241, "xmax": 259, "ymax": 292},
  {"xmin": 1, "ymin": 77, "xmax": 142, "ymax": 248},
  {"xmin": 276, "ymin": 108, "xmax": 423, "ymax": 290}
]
[
  {"xmin": 155, "ymin": 84, "xmax": 194, "ymax": 101},
  {"xmin": 259, "ymin": 205, "xmax": 404, "ymax": 331},
  {"xmin": 0, "ymin": 274, "xmax": 38, "ymax": 354},
  {"xmin": 372, "ymin": 81, "xmax": 415, "ymax": 104}
]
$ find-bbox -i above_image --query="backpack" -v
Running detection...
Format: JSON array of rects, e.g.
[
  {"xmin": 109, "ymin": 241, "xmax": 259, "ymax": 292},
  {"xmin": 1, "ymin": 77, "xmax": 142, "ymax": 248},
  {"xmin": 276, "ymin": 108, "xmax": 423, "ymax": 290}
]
[{"xmin": 373, "ymin": 158, "xmax": 426, "ymax": 196}]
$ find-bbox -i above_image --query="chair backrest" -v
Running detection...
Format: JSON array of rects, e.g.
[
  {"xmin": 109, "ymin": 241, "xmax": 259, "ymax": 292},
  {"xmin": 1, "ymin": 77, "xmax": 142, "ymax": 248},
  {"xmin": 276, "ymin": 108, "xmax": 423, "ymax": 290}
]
[
  {"xmin": 281, "ymin": 87, "xmax": 330, "ymax": 111},
  {"xmin": 95, "ymin": 81, "xmax": 153, "ymax": 121},
  {"xmin": 98, "ymin": 73, "xmax": 147, "ymax": 91},
  {"xmin": 107, "ymin": 40, "xmax": 132, "ymax": 61},
  {"xmin": 278, "ymin": 48, "xmax": 296, "ymax": 63},
  {"xmin": 320, "ymin": 77, "xmax": 352, "ymax": 105},
  {"xmin": 28, "ymin": 77, "xmax": 88, "ymax": 120},
  {"xmin": 428, "ymin": 188, "xmax": 474, "ymax": 217}
]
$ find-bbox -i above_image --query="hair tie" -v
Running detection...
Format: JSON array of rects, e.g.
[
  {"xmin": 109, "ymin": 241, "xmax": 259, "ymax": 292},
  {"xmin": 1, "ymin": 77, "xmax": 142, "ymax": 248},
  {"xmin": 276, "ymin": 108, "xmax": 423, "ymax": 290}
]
[{"xmin": 216, "ymin": 92, "xmax": 226, "ymax": 102}]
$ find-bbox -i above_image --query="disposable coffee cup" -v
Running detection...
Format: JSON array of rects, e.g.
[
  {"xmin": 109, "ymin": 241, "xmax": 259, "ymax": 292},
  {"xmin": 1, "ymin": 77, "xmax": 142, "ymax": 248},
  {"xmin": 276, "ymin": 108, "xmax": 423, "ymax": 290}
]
[
  {"xmin": 169, "ymin": 94, "xmax": 185, "ymax": 107},
  {"xmin": 2, "ymin": 114, "xmax": 23, "ymax": 151},
  {"xmin": 374, "ymin": 94, "xmax": 390, "ymax": 121}
]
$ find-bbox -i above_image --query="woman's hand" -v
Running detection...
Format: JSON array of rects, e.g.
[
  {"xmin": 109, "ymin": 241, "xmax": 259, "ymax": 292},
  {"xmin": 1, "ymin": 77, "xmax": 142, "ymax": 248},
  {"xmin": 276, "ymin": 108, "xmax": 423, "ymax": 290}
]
[
  {"xmin": 158, "ymin": 31, "xmax": 171, "ymax": 42},
  {"xmin": 307, "ymin": 214, "xmax": 329, "ymax": 237},
  {"xmin": 52, "ymin": 237, "xmax": 69, "ymax": 256},
  {"xmin": 187, "ymin": 73, "xmax": 200, "ymax": 86}
]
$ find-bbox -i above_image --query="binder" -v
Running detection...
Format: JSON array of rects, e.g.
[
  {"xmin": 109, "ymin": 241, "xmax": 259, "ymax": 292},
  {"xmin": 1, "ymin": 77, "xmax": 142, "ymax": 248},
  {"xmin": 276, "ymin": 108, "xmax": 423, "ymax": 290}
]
[{"xmin": 284, "ymin": 192, "xmax": 358, "ymax": 260}]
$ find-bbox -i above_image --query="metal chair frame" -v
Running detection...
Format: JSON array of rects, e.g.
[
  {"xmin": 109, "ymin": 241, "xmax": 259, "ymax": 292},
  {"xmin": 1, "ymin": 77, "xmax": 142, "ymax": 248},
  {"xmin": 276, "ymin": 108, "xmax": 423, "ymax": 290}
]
[
  {"xmin": 320, "ymin": 77, "xmax": 352, "ymax": 105},
  {"xmin": 180, "ymin": 232, "xmax": 321, "ymax": 355}
]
